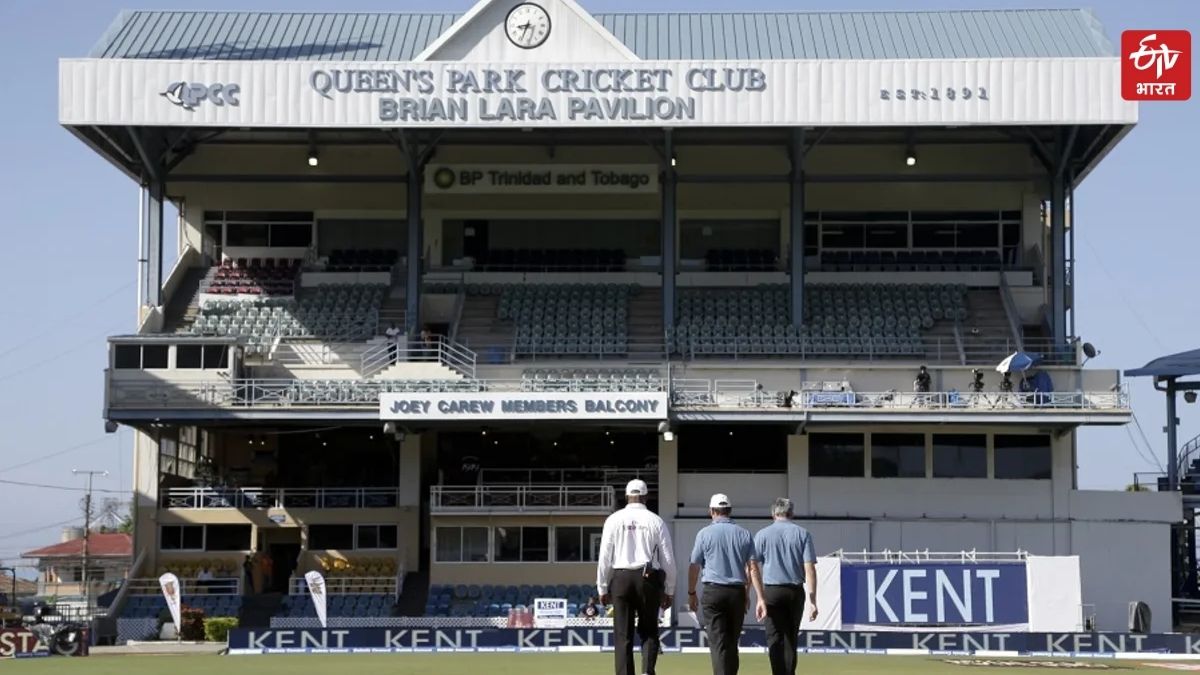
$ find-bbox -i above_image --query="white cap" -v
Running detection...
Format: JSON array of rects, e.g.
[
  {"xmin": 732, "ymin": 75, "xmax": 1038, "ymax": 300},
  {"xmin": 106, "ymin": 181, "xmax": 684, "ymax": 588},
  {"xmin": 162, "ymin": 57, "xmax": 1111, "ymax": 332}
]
[
  {"xmin": 625, "ymin": 479, "xmax": 649, "ymax": 496},
  {"xmin": 709, "ymin": 493, "xmax": 731, "ymax": 508}
]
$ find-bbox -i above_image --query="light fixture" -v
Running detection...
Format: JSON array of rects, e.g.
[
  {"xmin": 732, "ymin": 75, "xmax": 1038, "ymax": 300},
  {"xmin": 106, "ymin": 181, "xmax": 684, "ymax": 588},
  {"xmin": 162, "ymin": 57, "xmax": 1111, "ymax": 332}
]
[
  {"xmin": 657, "ymin": 421, "xmax": 675, "ymax": 443},
  {"xmin": 904, "ymin": 132, "xmax": 917, "ymax": 167},
  {"xmin": 307, "ymin": 130, "xmax": 319, "ymax": 167},
  {"xmin": 1186, "ymin": 391, "xmax": 1198, "ymax": 404},
  {"xmin": 369, "ymin": 435, "xmax": 375, "ymax": 441},
  {"xmin": 670, "ymin": 154, "xmax": 677, "ymax": 168},
  {"xmin": 481, "ymin": 428, "xmax": 488, "ymax": 436}
]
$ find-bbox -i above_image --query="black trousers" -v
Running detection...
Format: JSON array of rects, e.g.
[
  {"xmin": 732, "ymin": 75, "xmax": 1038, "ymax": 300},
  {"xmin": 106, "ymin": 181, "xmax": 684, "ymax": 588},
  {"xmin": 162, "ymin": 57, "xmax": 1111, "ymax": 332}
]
[
  {"xmin": 701, "ymin": 583, "xmax": 746, "ymax": 675},
  {"xmin": 762, "ymin": 585, "xmax": 805, "ymax": 675},
  {"xmin": 611, "ymin": 568, "xmax": 663, "ymax": 675}
]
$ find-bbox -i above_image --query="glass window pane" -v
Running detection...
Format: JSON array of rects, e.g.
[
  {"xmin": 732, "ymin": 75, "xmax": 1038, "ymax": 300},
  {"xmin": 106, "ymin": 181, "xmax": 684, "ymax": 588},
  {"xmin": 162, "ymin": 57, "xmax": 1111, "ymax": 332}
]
[
  {"xmin": 182, "ymin": 526, "xmax": 204, "ymax": 550},
  {"xmin": 270, "ymin": 223, "xmax": 313, "ymax": 247},
  {"xmin": 226, "ymin": 223, "xmax": 269, "ymax": 246},
  {"xmin": 494, "ymin": 527, "xmax": 521, "ymax": 562},
  {"xmin": 203, "ymin": 345, "xmax": 228, "ymax": 369},
  {"xmin": 913, "ymin": 223, "xmax": 956, "ymax": 248},
  {"xmin": 583, "ymin": 526, "xmax": 603, "ymax": 562},
  {"xmin": 463, "ymin": 527, "xmax": 489, "ymax": 562},
  {"xmin": 871, "ymin": 433, "xmax": 926, "ymax": 478},
  {"xmin": 555, "ymin": 527, "xmax": 582, "ymax": 562},
  {"xmin": 205, "ymin": 525, "xmax": 250, "ymax": 551},
  {"xmin": 994, "ymin": 435, "xmax": 1052, "ymax": 479},
  {"xmin": 436, "ymin": 527, "xmax": 462, "ymax": 562},
  {"xmin": 522, "ymin": 527, "xmax": 549, "ymax": 562},
  {"xmin": 176, "ymin": 345, "xmax": 203, "ymax": 369},
  {"xmin": 309, "ymin": 524, "xmax": 354, "ymax": 550},
  {"xmin": 821, "ymin": 224, "xmax": 865, "ymax": 248},
  {"xmin": 142, "ymin": 345, "xmax": 169, "ymax": 369},
  {"xmin": 932, "ymin": 434, "xmax": 987, "ymax": 478},
  {"xmin": 957, "ymin": 223, "xmax": 999, "ymax": 247},
  {"xmin": 357, "ymin": 526, "xmax": 379, "ymax": 550},
  {"xmin": 161, "ymin": 526, "xmax": 182, "ymax": 550},
  {"xmin": 864, "ymin": 224, "xmax": 908, "ymax": 248},
  {"xmin": 810, "ymin": 433, "xmax": 865, "ymax": 477},
  {"xmin": 114, "ymin": 345, "xmax": 141, "ymax": 369}
]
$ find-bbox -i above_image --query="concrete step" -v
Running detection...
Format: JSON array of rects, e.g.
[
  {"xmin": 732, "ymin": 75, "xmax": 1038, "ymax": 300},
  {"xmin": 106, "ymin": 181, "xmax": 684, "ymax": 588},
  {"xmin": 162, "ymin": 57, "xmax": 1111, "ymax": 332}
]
[{"xmin": 375, "ymin": 361, "xmax": 464, "ymax": 380}]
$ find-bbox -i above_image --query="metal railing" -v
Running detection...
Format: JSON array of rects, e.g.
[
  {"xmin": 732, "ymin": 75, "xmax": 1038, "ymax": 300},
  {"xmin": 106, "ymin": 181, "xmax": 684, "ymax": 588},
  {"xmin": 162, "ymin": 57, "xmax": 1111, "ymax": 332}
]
[
  {"xmin": 124, "ymin": 577, "xmax": 242, "ymax": 596},
  {"xmin": 833, "ymin": 550, "xmax": 1029, "ymax": 564},
  {"xmin": 671, "ymin": 380, "xmax": 1130, "ymax": 412},
  {"xmin": 290, "ymin": 576, "xmax": 399, "ymax": 597},
  {"xmin": 362, "ymin": 335, "xmax": 478, "ymax": 379},
  {"xmin": 430, "ymin": 485, "xmax": 615, "ymax": 512},
  {"xmin": 160, "ymin": 487, "xmax": 400, "ymax": 509}
]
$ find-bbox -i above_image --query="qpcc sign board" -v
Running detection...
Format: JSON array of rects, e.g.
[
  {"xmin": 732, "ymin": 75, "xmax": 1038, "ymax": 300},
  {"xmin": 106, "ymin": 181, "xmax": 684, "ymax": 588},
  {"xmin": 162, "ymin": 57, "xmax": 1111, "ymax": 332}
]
[
  {"xmin": 380, "ymin": 392, "xmax": 668, "ymax": 422},
  {"xmin": 59, "ymin": 58, "xmax": 1136, "ymax": 128},
  {"xmin": 841, "ymin": 563, "xmax": 1028, "ymax": 627}
]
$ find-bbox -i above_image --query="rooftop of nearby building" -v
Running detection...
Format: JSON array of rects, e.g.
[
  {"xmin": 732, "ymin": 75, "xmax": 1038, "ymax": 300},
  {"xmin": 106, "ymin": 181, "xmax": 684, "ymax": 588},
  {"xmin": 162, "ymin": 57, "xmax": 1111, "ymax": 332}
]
[{"xmin": 21, "ymin": 533, "xmax": 132, "ymax": 560}]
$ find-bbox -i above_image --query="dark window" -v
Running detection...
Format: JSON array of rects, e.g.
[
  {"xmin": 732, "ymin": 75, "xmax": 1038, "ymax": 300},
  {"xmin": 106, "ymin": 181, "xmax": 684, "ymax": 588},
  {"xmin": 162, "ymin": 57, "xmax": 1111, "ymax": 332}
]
[
  {"xmin": 308, "ymin": 524, "xmax": 354, "ymax": 550},
  {"xmin": 161, "ymin": 525, "xmax": 204, "ymax": 551},
  {"xmin": 494, "ymin": 527, "xmax": 522, "ymax": 562},
  {"xmin": 357, "ymin": 525, "xmax": 398, "ymax": 550},
  {"xmin": 1002, "ymin": 222, "xmax": 1021, "ymax": 247},
  {"xmin": 270, "ymin": 223, "xmax": 313, "ymax": 247},
  {"xmin": 226, "ymin": 223, "xmax": 269, "ymax": 246},
  {"xmin": 822, "ymin": 224, "xmax": 865, "ymax": 248},
  {"xmin": 141, "ymin": 345, "xmax": 169, "ymax": 369},
  {"xmin": 912, "ymin": 223, "xmax": 957, "ymax": 248},
  {"xmin": 225, "ymin": 211, "xmax": 312, "ymax": 222},
  {"xmin": 203, "ymin": 345, "xmax": 228, "ymax": 369},
  {"xmin": 804, "ymin": 224, "xmax": 819, "ymax": 257},
  {"xmin": 810, "ymin": 433, "xmax": 865, "ymax": 477},
  {"xmin": 555, "ymin": 526, "xmax": 603, "ymax": 562},
  {"xmin": 205, "ymin": 525, "xmax": 251, "ymax": 551},
  {"xmin": 994, "ymin": 435, "xmax": 1053, "ymax": 479},
  {"xmin": 176, "ymin": 345, "xmax": 203, "ymax": 369},
  {"xmin": 522, "ymin": 527, "xmax": 549, "ymax": 562},
  {"xmin": 871, "ymin": 433, "xmax": 926, "ymax": 478},
  {"xmin": 678, "ymin": 425, "xmax": 788, "ymax": 473},
  {"xmin": 114, "ymin": 345, "xmax": 141, "ymax": 369},
  {"xmin": 864, "ymin": 224, "xmax": 908, "ymax": 248},
  {"xmin": 932, "ymin": 434, "xmax": 987, "ymax": 478}
]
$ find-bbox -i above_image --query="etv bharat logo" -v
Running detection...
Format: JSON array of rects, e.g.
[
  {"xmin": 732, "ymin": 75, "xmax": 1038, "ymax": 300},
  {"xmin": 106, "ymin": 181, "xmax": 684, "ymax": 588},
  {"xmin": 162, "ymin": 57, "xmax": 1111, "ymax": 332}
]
[{"xmin": 1122, "ymin": 30, "xmax": 1191, "ymax": 101}]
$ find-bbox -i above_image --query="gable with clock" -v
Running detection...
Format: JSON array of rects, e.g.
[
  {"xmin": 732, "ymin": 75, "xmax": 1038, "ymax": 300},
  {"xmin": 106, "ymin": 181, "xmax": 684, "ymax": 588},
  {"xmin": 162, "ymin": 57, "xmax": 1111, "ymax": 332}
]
[{"xmin": 417, "ymin": 0, "xmax": 637, "ymax": 62}]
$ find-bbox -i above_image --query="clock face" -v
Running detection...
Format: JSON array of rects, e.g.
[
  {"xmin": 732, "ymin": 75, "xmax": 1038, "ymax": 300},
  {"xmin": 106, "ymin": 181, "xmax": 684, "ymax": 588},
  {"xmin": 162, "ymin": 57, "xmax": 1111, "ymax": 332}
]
[{"xmin": 505, "ymin": 3, "xmax": 551, "ymax": 49}]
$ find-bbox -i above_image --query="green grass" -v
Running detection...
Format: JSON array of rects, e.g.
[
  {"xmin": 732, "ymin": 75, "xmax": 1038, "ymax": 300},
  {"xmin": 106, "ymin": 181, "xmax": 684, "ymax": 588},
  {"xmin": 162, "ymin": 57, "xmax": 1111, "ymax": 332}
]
[{"xmin": 3, "ymin": 653, "xmax": 1188, "ymax": 673}]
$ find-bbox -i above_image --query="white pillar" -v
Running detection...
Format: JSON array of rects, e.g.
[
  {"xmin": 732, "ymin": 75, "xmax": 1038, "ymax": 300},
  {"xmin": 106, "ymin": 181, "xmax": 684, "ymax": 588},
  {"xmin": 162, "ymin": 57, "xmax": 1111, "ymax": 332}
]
[
  {"xmin": 787, "ymin": 434, "xmax": 810, "ymax": 515},
  {"xmin": 132, "ymin": 429, "xmax": 160, "ymax": 575},
  {"xmin": 1051, "ymin": 431, "xmax": 1075, "ymax": 555},
  {"xmin": 658, "ymin": 436, "xmax": 678, "ymax": 520}
]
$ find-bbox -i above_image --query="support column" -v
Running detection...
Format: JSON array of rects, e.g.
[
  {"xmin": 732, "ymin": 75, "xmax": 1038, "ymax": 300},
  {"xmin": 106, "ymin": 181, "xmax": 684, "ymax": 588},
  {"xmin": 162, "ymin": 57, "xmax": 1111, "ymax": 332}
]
[
  {"xmin": 146, "ymin": 179, "xmax": 166, "ymax": 307},
  {"xmin": 405, "ymin": 162, "xmax": 424, "ymax": 336},
  {"xmin": 132, "ymin": 428, "xmax": 161, "ymax": 575},
  {"xmin": 657, "ymin": 436, "xmax": 678, "ymax": 520},
  {"xmin": 1050, "ymin": 167, "xmax": 1067, "ymax": 348},
  {"xmin": 1167, "ymin": 380, "xmax": 1179, "ymax": 490},
  {"xmin": 661, "ymin": 129, "xmax": 677, "ymax": 343},
  {"xmin": 398, "ymin": 433, "xmax": 423, "ymax": 573},
  {"xmin": 786, "ymin": 434, "xmax": 810, "ymax": 515},
  {"xmin": 789, "ymin": 129, "xmax": 807, "ymax": 326}
]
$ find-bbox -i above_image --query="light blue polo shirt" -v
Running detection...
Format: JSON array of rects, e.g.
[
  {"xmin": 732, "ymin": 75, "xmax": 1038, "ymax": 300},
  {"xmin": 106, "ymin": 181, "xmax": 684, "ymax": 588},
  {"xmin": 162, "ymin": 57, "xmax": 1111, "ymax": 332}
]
[
  {"xmin": 753, "ymin": 520, "xmax": 816, "ymax": 586},
  {"xmin": 690, "ymin": 517, "xmax": 757, "ymax": 586}
]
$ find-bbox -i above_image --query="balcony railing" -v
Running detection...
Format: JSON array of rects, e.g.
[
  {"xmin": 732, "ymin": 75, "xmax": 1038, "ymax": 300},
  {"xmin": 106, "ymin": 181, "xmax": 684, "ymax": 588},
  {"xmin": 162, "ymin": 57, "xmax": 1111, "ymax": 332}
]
[
  {"xmin": 160, "ymin": 487, "xmax": 400, "ymax": 509},
  {"xmin": 289, "ymin": 576, "xmax": 399, "ymax": 597},
  {"xmin": 124, "ymin": 577, "xmax": 242, "ymax": 596},
  {"xmin": 430, "ymin": 485, "xmax": 615, "ymax": 513}
]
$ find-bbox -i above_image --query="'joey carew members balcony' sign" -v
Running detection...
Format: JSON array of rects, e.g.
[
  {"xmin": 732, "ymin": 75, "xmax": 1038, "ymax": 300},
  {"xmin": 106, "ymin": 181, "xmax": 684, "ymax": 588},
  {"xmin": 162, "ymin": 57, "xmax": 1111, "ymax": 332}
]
[{"xmin": 379, "ymin": 392, "xmax": 667, "ymax": 421}]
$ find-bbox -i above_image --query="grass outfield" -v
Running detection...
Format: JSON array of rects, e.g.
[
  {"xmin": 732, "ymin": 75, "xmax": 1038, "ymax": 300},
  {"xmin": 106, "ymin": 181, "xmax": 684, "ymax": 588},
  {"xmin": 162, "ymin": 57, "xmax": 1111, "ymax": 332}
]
[{"xmin": 4, "ymin": 653, "xmax": 1192, "ymax": 673}]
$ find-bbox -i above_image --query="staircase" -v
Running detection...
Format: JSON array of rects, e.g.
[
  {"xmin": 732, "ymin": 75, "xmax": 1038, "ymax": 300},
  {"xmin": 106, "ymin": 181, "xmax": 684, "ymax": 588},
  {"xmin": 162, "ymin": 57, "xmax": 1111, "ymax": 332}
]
[
  {"xmin": 237, "ymin": 593, "xmax": 283, "ymax": 629},
  {"xmin": 164, "ymin": 266, "xmax": 214, "ymax": 332},
  {"xmin": 627, "ymin": 287, "xmax": 665, "ymax": 359},
  {"xmin": 373, "ymin": 360, "xmax": 465, "ymax": 380},
  {"xmin": 455, "ymin": 295, "xmax": 513, "ymax": 362},
  {"xmin": 961, "ymin": 289, "xmax": 1020, "ymax": 362}
]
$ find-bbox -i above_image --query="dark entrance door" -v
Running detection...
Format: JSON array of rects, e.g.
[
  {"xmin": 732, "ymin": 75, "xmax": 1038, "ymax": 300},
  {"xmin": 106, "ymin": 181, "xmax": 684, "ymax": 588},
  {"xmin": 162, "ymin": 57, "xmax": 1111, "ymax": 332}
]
[
  {"xmin": 268, "ymin": 543, "xmax": 301, "ymax": 594},
  {"xmin": 463, "ymin": 220, "xmax": 489, "ymax": 262}
]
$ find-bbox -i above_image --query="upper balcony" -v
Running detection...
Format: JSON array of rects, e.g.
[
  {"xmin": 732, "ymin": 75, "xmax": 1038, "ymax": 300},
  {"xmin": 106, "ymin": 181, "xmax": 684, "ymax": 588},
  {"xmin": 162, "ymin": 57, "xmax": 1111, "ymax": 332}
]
[
  {"xmin": 430, "ymin": 484, "xmax": 615, "ymax": 515},
  {"xmin": 160, "ymin": 486, "xmax": 400, "ymax": 510}
]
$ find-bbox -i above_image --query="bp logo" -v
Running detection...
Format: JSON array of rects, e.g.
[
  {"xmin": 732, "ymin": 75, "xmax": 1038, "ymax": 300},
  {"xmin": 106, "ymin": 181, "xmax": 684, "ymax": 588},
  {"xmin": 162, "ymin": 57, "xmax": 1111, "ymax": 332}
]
[{"xmin": 432, "ymin": 168, "xmax": 456, "ymax": 189}]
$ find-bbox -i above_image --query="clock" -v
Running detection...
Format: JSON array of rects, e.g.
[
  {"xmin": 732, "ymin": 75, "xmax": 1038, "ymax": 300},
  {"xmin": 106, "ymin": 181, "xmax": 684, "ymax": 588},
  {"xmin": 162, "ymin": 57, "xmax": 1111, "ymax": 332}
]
[{"xmin": 505, "ymin": 3, "xmax": 551, "ymax": 49}]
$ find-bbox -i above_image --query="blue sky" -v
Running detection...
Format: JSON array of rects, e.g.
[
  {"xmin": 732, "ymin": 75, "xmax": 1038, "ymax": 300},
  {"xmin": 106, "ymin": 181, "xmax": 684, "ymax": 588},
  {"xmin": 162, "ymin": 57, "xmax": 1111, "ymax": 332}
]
[{"xmin": 0, "ymin": 0, "xmax": 1196, "ymax": 572}]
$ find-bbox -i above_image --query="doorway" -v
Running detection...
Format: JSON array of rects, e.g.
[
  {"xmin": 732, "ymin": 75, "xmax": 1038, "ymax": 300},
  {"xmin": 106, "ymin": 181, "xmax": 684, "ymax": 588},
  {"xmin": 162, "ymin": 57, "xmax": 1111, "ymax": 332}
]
[
  {"xmin": 258, "ymin": 528, "xmax": 302, "ymax": 594},
  {"xmin": 203, "ymin": 224, "xmax": 223, "ymax": 265}
]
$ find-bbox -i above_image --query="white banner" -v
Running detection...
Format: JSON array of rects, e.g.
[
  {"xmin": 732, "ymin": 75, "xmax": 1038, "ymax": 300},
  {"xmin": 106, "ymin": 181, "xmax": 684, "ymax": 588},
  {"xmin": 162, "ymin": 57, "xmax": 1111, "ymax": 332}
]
[
  {"xmin": 532, "ymin": 598, "xmax": 568, "ymax": 629},
  {"xmin": 158, "ymin": 573, "xmax": 182, "ymax": 636},
  {"xmin": 380, "ymin": 391, "xmax": 668, "ymax": 421},
  {"xmin": 426, "ymin": 164, "xmax": 656, "ymax": 194},
  {"xmin": 304, "ymin": 571, "xmax": 328, "ymax": 629},
  {"xmin": 59, "ymin": 58, "xmax": 1136, "ymax": 128}
]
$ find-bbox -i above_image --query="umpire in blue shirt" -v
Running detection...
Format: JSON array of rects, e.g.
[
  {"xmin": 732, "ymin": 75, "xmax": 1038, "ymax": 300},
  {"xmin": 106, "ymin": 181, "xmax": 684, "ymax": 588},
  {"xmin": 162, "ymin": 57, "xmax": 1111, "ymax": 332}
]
[
  {"xmin": 687, "ymin": 493, "xmax": 767, "ymax": 675},
  {"xmin": 754, "ymin": 498, "xmax": 818, "ymax": 675}
]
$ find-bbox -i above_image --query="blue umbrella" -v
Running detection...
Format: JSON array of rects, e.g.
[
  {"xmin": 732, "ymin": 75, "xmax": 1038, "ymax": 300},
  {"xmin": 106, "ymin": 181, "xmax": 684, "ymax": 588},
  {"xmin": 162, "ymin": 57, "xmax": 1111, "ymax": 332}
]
[{"xmin": 996, "ymin": 351, "xmax": 1043, "ymax": 374}]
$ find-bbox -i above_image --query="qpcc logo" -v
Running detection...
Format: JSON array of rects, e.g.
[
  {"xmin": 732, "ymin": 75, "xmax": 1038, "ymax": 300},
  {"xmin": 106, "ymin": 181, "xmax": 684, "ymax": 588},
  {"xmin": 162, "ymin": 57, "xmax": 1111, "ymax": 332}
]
[
  {"xmin": 160, "ymin": 81, "xmax": 241, "ymax": 111},
  {"xmin": 1122, "ymin": 30, "xmax": 1191, "ymax": 101}
]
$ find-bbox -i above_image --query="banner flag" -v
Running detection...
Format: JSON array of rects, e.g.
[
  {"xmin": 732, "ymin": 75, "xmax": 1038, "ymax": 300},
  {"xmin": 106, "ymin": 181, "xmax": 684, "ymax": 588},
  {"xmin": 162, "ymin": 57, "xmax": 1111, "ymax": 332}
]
[
  {"xmin": 305, "ymin": 571, "xmax": 328, "ymax": 629},
  {"xmin": 158, "ymin": 573, "xmax": 182, "ymax": 636}
]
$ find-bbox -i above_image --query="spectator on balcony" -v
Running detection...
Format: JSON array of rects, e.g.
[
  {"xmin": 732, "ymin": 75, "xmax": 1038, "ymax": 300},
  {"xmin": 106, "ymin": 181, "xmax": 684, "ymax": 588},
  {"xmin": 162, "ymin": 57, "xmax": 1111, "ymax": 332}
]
[
  {"xmin": 385, "ymin": 323, "xmax": 402, "ymax": 364},
  {"xmin": 242, "ymin": 555, "xmax": 255, "ymax": 595},
  {"xmin": 196, "ymin": 565, "xmax": 215, "ymax": 593},
  {"xmin": 260, "ymin": 551, "xmax": 275, "ymax": 593},
  {"xmin": 597, "ymin": 479, "xmax": 675, "ymax": 675}
]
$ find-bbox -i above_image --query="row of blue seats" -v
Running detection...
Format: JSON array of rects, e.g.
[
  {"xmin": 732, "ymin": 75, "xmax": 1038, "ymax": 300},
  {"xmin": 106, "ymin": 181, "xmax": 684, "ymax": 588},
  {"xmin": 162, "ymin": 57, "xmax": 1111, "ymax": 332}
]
[
  {"xmin": 429, "ymin": 583, "xmax": 595, "ymax": 602},
  {"xmin": 123, "ymin": 594, "xmax": 241, "ymax": 619}
]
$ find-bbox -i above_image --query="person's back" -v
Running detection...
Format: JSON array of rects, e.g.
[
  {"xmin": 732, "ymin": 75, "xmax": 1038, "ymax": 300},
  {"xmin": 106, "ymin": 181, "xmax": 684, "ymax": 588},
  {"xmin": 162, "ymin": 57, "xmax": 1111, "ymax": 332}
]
[{"xmin": 753, "ymin": 521, "xmax": 813, "ymax": 587}]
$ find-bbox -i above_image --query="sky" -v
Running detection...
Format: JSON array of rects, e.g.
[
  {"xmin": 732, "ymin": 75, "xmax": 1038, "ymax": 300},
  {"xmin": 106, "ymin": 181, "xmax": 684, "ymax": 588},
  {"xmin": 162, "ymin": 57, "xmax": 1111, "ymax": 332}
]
[{"xmin": 0, "ymin": 0, "xmax": 1196, "ymax": 575}]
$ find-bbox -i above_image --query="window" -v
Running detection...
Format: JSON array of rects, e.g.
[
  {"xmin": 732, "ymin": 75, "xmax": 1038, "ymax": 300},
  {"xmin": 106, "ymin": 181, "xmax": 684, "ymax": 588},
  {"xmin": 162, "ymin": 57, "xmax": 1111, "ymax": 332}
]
[
  {"xmin": 436, "ymin": 527, "xmax": 490, "ymax": 563},
  {"xmin": 912, "ymin": 223, "xmax": 957, "ymax": 248},
  {"xmin": 494, "ymin": 526, "xmax": 549, "ymax": 562},
  {"xmin": 226, "ymin": 223, "xmax": 270, "ymax": 246},
  {"xmin": 932, "ymin": 434, "xmax": 987, "ymax": 478},
  {"xmin": 871, "ymin": 433, "xmax": 926, "ymax": 478},
  {"xmin": 161, "ymin": 525, "xmax": 204, "ymax": 551},
  {"xmin": 203, "ymin": 345, "xmax": 228, "ymax": 369},
  {"xmin": 810, "ymin": 433, "xmax": 865, "ymax": 477},
  {"xmin": 142, "ymin": 345, "xmax": 169, "ymax": 369},
  {"xmin": 678, "ymin": 425, "xmax": 788, "ymax": 473},
  {"xmin": 555, "ymin": 526, "xmax": 603, "ymax": 562},
  {"xmin": 821, "ymin": 224, "xmax": 865, "ymax": 248},
  {"xmin": 176, "ymin": 345, "xmax": 203, "ymax": 369},
  {"xmin": 270, "ymin": 223, "xmax": 313, "ymax": 247},
  {"xmin": 114, "ymin": 345, "xmax": 141, "ymax": 369},
  {"xmin": 356, "ymin": 524, "xmax": 399, "ymax": 550},
  {"xmin": 994, "ymin": 435, "xmax": 1053, "ymax": 479},
  {"xmin": 205, "ymin": 525, "xmax": 251, "ymax": 551},
  {"xmin": 864, "ymin": 224, "xmax": 908, "ymax": 248},
  {"xmin": 308, "ymin": 524, "xmax": 354, "ymax": 550}
]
